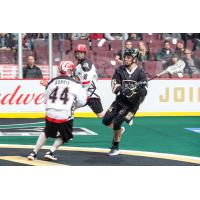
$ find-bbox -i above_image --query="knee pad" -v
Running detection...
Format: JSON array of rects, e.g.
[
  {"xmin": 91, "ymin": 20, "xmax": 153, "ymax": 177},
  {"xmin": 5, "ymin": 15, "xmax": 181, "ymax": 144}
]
[
  {"xmin": 102, "ymin": 116, "xmax": 112, "ymax": 126},
  {"xmin": 113, "ymin": 119, "xmax": 122, "ymax": 130}
]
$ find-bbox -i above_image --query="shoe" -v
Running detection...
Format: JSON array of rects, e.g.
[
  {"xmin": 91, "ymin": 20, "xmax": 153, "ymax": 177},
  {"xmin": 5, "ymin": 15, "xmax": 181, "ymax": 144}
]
[
  {"xmin": 27, "ymin": 151, "xmax": 37, "ymax": 160},
  {"xmin": 107, "ymin": 146, "xmax": 120, "ymax": 156},
  {"xmin": 44, "ymin": 151, "xmax": 57, "ymax": 161},
  {"xmin": 121, "ymin": 127, "xmax": 125, "ymax": 134}
]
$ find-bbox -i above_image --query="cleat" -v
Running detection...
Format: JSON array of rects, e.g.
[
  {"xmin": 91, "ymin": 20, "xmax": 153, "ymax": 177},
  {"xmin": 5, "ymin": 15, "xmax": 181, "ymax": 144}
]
[
  {"xmin": 107, "ymin": 146, "xmax": 120, "ymax": 156},
  {"xmin": 44, "ymin": 151, "xmax": 57, "ymax": 161},
  {"xmin": 27, "ymin": 151, "xmax": 37, "ymax": 160}
]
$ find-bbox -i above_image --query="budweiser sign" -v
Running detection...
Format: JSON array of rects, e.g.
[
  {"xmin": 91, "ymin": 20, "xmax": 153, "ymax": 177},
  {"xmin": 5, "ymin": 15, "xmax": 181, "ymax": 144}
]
[{"xmin": 0, "ymin": 85, "xmax": 45, "ymax": 105}]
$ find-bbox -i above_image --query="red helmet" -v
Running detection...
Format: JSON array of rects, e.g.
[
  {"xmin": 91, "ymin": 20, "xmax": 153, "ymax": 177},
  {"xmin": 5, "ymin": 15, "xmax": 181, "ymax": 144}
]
[
  {"xmin": 75, "ymin": 44, "xmax": 87, "ymax": 52},
  {"xmin": 59, "ymin": 61, "xmax": 75, "ymax": 76}
]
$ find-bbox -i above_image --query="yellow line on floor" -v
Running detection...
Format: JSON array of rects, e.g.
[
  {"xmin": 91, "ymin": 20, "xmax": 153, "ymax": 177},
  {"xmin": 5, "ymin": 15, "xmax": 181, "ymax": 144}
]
[
  {"xmin": 0, "ymin": 112, "xmax": 200, "ymax": 118},
  {"xmin": 120, "ymin": 150, "xmax": 200, "ymax": 165},
  {"xmin": 0, "ymin": 156, "xmax": 66, "ymax": 166},
  {"xmin": 1, "ymin": 144, "xmax": 200, "ymax": 165}
]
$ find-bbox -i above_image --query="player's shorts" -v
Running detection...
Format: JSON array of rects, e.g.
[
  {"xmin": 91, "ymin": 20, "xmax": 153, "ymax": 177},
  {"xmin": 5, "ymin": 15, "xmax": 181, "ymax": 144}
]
[
  {"xmin": 44, "ymin": 119, "xmax": 73, "ymax": 143},
  {"xmin": 87, "ymin": 97, "xmax": 103, "ymax": 114}
]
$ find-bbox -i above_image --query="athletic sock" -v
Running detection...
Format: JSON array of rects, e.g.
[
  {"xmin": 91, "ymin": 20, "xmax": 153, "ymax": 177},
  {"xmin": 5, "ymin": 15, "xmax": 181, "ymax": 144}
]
[
  {"xmin": 33, "ymin": 132, "xmax": 47, "ymax": 154},
  {"xmin": 50, "ymin": 137, "xmax": 64, "ymax": 153},
  {"xmin": 112, "ymin": 141, "xmax": 119, "ymax": 148}
]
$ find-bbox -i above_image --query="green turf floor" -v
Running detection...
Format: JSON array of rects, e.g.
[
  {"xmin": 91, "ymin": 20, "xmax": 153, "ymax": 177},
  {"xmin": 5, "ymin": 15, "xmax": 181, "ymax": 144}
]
[{"xmin": 0, "ymin": 117, "xmax": 200, "ymax": 157}]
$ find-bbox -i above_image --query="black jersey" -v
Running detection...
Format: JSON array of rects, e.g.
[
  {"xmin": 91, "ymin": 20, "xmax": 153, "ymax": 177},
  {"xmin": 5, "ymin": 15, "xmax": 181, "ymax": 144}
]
[{"xmin": 111, "ymin": 65, "xmax": 147, "ymax": 106}]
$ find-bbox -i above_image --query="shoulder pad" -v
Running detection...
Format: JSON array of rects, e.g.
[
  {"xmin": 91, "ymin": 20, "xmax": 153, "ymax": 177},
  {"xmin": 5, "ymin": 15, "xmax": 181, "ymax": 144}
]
[
  {"xmin": 81, "ymin": 59, "xmax": 92, "ymax": 72},
  {"xmin": 116, "ymin": 65, "xmax": 125, "ymax": 73}
]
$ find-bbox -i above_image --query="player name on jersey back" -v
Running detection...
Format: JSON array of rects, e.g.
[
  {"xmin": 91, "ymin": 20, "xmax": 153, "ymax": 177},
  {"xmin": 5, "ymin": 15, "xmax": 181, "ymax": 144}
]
[{"xmin": 54, "ymin": 79, "xmax": 70, "ymax": 85}]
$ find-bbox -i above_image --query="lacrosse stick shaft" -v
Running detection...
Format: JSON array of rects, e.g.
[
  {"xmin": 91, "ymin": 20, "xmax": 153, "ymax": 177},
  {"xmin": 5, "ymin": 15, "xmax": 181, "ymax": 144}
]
[{"xmin": 147, "ymin": 75, "xmax": 158, "ymax": 82}]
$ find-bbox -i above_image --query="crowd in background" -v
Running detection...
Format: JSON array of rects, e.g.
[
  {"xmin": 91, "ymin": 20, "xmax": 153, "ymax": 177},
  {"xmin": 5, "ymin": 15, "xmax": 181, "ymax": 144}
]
[{"xmin": 0, "ymin": 33, "xmax": 200, "ymax": 79}]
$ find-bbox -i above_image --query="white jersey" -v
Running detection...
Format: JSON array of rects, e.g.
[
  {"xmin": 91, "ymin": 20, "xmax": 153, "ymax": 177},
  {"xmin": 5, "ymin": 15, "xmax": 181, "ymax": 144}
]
[
  {"xmin": 45, "ymin": 76, "xmax": 87, "ymax": 121},
  {"xmin": 74, "ymin": 59, "xmax": 101, "ymax": 98}
]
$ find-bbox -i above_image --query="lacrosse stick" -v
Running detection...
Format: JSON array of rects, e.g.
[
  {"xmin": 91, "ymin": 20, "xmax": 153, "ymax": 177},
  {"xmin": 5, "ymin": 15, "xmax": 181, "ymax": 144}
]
[{"xmin": 147, "ymin": 59, "xmax": 186, "ymax": 82}]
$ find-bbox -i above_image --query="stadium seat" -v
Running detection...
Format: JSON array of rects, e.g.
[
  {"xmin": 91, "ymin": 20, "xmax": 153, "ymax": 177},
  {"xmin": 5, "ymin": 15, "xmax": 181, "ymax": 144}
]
[
  {"xmin": 33, "ymin": 40, "xmax": 48, "ymax": 65},
  {"xmin": 159, "ymin": 74, "xmax": 170, "ymax": 78},
  {"xmin": 0, "ymin": 50, "xmax": 15, "ymax": 64},
  {"xmin": 96, "ymin": 67, "xmax": 105, "ymax": 78},
  {"xmin": 0, "ymin": 64, "xmax": 18, "ymax": 79},
  {"xmin": 39, "ymin": 65, "xmax": 50, "ymax": 79},
  {"xmin": 131, "ymin": 40, "xmax": 139, "ymax": 48},
  {"xmin": 63, "ymin": 52, "xmax": 76, "ymax": 64},
  {"xmin": 104, "ymin": 67, "xmax": 115, "ymax": 78},
  {"xmin": 86, "ymin": 50, "xmax": 95, "ymax": 63},
  {"xmin": 193, "ymin": 50, "xmax": 200, "ymax": 58},
  {"xmin": 186, "ymin": 39, "xmax": 194, "ymax": 50},
  {"xmin": 110, "ymin": 40, "xmax": 123, "ymax": 54},
  {"xmin": 92, "ymin": 40, "xmax": 110, "ymax": 52},
  {"xmin": 142, "ymin": 33, "xmax": 161, "ymax": 43},
  {"xmin": 64, "ymin": 40, "xmax": 71, "ymax": 52},
  {"xmin": 144, "ymin": 61, "xmax": 163, "ymax": 78},
  {"xmin": 148, "ymin": 40, "xmax": 163, "ymax": 56},
  {"xmin": 191, "ymin": 74, "xmax": 200, "ymax": 78}
]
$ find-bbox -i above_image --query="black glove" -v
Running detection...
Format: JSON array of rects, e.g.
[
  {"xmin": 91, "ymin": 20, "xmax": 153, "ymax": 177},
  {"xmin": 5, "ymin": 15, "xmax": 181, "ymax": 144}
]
[
  {"xmin": 135, "ymin": 81, "xmax": 147, "ymax": 96},
  {"xmin": 135, "ymin": 81, "xmax": 148, "ymax": 90},
  {"xmin": 120, "ymin": 84, "xmax": 136, "ymax": 98},
  {"xmin": 122, "ymin": 87, "xmax": 133, "ymax": 97}
]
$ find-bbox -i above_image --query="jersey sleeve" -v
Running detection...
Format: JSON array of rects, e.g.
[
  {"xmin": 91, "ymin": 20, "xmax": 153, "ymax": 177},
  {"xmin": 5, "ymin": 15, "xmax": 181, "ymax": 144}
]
[
  {"xmin": 138, "ymin": 69, "xmax": 148, "ymax": 97},
  {"xmin": 74, "ymin": 84, "xmax": 87, "ymax": 109},
  {"xmin": 111, "ymin": 68, "xmax": 122, "ymax": 94},
  {"xmin": 139, "ymin": 68, "xmax": 147, "ymax": 82}
]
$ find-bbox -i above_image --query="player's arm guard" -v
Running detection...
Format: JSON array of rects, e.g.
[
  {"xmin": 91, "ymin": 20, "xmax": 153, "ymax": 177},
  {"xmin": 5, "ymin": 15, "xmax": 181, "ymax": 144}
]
[
  {"xmin": 111, "ymin": 69, "xmax": 123, "ymax": 95},
  {"xmin": 135, "ymin": 81, "xmax": 148, "ymax": 95},
  {"xmin": 111, "ymin": 79, "xmax": 121, "ymax": 95}
]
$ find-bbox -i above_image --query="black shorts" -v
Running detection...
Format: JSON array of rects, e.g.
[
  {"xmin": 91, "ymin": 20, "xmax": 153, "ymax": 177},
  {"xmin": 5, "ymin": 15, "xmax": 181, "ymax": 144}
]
[
  {"xmin": 44, "ymin": 119, "xmax": 73, "ymax": 143},
  {"xmin": 87, "ymin": 98, "xmax": 103, "ymax": 114}
]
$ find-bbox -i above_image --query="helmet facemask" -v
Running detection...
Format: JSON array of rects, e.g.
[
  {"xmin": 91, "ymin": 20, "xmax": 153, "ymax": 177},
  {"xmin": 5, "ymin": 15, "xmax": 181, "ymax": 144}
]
[
  {"xmin": 59, "ymin": 61, "xmax": 75, "ymax": 77},
  {"xmin": 75, "ymin": 51, "xmax": 86, "ymax": 61},
  {"xmin": 123, "ymin": 49, "xmax": 139, "ymax": 67}
]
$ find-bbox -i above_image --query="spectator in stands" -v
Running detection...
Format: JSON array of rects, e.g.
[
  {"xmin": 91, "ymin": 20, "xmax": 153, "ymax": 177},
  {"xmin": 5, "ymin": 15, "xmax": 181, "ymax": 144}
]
[
  {"xmin": 23, "ymin": 56, "xmax": 43, "ymax": 79},
  {"xmin": 137, "ymin": 41, "xmax": 151, "ymax": 62},
  {"xmin": 0, "ymin": 33, "xmax": 15, "ymax": 49},
  {"xmin": 115, "ymin": 40, "xmax": 132, "ymax": 64},
  {"xmin": 31, "ymin": 33, "xmax": 46, "ymax": 39},
  {"xmin": 162, "ymin": 33, "xmax": 182, "ymax": 43},
  {"xmin": 53, "ymin": 33, "xmax": 69, "ymax": 40},
  {"xmin": 181, "ymin": 33, "xmax": 200, "ymax": 50},
  {"xmin": 192, "ymin": 34, "xmax": 200, "ymax": 50},
  {"xmin": 71, "ymin": 33, "xmax": 89, "ymax": 40},
  {"xmin": 104, "ymin": 33, "xmax": 128, "ymax": 40},
  {"xmin": 182, "ymin": 48, "xmax": 200, "ymax": 76},
  {"xmin": 128, "ymin": 33, "xmax": 143, "ymax": 41},
  {"xmin": 22, "ymin": 33, "xmax": 33, "ymax": 50},
  {"xmin": 156, "ymin": 40, "xmax": 173, "ymax": 64},
  {"xmin": 164, "ymin": 53, "xmax": 185, "ymax": 77},
  {"xmin": 175, "ymin": 40, "xmax": 185, "ymax": 59},
  {"xmin": 89, "ymin": 33, "xmax": 104, "ymax": 40}
]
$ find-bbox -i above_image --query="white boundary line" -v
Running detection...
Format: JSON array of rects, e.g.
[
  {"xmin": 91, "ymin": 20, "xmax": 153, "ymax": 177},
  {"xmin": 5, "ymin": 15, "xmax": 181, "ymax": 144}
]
[{"xmin": 0, "ymin": 121, "xmax": 44, "ymax": 128}]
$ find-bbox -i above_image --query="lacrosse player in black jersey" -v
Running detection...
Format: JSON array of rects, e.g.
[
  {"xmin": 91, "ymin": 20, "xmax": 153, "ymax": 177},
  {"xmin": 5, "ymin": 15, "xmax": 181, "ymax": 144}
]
[{"xmin": 102, "ymin": 48, "xmax": 148, "ymax": 156}]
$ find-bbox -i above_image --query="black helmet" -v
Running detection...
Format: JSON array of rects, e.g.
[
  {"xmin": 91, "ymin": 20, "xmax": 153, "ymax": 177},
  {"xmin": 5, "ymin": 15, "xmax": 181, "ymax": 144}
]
[{"xmin": 123, "ymin": 48, "xmax": 139, "ymax": 60}]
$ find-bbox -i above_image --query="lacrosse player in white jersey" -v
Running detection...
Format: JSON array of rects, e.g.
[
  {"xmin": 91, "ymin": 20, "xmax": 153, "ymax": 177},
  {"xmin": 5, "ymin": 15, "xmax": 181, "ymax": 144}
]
[
  {"xmin": 74, "ymin": 44, "xmax": 105, "ymax": 118},
  {"xmin": 28, "ymin": 61, "xmax": 87, "ymax": 161}
]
